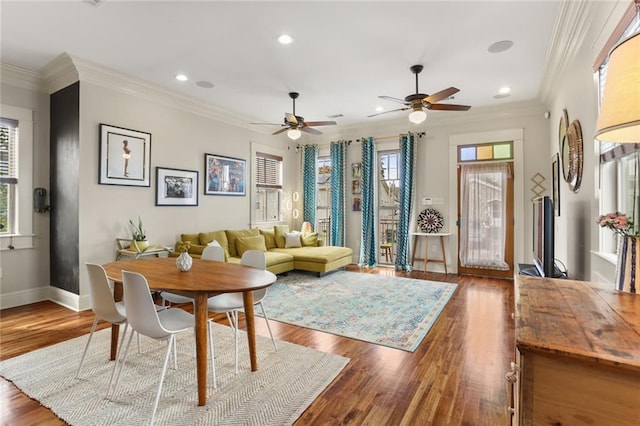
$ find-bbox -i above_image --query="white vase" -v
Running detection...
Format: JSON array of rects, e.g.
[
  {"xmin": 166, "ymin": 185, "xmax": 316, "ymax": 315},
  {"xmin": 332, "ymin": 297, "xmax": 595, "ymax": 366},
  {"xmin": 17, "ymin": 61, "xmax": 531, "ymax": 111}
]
[{"xmin": 176, "ymin": 252, "xmax": 193, "ymax": 272}]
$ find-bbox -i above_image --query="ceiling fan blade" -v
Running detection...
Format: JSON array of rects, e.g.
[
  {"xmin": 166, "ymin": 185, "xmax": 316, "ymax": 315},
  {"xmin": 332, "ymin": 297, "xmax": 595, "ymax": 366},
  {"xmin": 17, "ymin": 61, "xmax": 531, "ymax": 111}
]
[
  {"xmin": 367, "ymin": 107, "xmax": 410, "ymax": 118},
  {"xmin": 285, "ymin": 113, "xmax": 298, "ymax": 125},
  {"xmin": 423, "ymin": 87, "xmax": 460, "ymax": 104},
  {"xmin": 427, "ymin": 103, "xmax": 471, "ymax": 111},
  {"xmin": 251, "ymin": 122, "xmax": 285, "ymax": 126},
  {"xmin": 301, "ymin": 126, "xmax": 322, "ymax": 135},
  {"xmin": 272, "ymin": 127, "xmax": 290, "ymax": 135},
  {"xmin": 304, "ymin": 121, "xmax": 337, "ymax": 127},
  {"xmin": 378, "ymin": 95, "xmax": 410, "ymax": 105}
]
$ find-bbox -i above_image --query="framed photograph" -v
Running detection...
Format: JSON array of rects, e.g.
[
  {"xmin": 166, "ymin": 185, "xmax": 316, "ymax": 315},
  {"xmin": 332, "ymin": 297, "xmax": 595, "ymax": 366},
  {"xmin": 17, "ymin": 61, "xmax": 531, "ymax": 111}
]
[
  {"xmin": 352, "ymin": 162, "xmax": 362, "ymax": 178},
  {"xmin": 552, "ymin": 153, "xmax": 561, "ymax": 216},
  {"xmin": 353, "ymin": 197, "xmax": 361, "ymax": 212},
  {"xmin": 204, "ymin": 154, "xmax": 246, "ymax": 196},
  {"xmin": 155, "ymin": 167, "xmax": 198, "ymax": 206},
  {"xmin": 352, "ymin": 179, "xmax": 361, "ymax": 194},
  {"xmin": 99, "ymin": 123, "xmax": 151, "ymax": 186}
]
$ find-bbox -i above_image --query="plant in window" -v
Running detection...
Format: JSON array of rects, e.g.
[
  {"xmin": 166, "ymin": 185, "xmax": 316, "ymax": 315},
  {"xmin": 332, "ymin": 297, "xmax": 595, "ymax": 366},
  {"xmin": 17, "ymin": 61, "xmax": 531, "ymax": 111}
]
[{"xmin": 596, "ymin": 212, "xmax": 637, "ymax": 236}]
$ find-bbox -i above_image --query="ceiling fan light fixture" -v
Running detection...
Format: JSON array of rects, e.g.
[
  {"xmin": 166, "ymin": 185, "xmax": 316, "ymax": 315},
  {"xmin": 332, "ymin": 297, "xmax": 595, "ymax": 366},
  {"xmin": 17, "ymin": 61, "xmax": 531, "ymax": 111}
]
[
  {"xmin": 277, "ymin": 34, "xmax": 293, "ymax": 45},
  {"xmin": 287, "ymin": 128, "xmax": 302, "ymax": 140},
  {"xmin": 409, "ymin": 109, "xmax": 427, "ymax": 124}
]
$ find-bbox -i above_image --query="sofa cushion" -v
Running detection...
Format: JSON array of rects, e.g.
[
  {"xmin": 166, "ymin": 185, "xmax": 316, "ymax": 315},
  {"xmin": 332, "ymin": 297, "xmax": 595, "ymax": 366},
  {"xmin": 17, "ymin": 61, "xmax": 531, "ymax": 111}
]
[
  {"xmin": 285, "ymin": 232, "xmax": 302, "ymax": 248},
  {"xmin": 274, "ymin": 225, "xmax": 290, "ymax": 248},
  {"xmin": 270, "ymin": 246, "xmax": 352, "ymax": 264},
  {"xmin": 260, "ymin": 229, "xmax": 277, "ymax": 250},
  {"xmin": 199, "ymin": 230, "xmax": 229, "ymax": 251},
  {"xmin": 301, "ymin": 232, "xmax": 319, "ymax": 247},
  {"xmin": 236, "ymin": 235, "xmax": 267, "ymax": 257},
  {"xmin": 225, "ymin": 228, "xmax": 260, "ymax": 258}
]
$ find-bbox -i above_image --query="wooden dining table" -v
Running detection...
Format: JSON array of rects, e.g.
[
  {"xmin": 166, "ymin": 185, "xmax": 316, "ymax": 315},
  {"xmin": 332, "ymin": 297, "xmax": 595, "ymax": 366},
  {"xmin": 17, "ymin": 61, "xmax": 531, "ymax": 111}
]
[{"xmin": 102, "ymin": 257, "xmax": 277, "ymax": 406}]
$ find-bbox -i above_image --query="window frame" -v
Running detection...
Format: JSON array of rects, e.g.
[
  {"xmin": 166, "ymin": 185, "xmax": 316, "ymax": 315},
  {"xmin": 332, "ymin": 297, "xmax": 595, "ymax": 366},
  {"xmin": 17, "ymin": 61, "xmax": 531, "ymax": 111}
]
[
  {"xmin": 0, "ymin": 104, "xmax": 34, "ymax": 249},
  {"xmin": 252, "ymin": 146, "xmax": 285, "ymax": 225}
]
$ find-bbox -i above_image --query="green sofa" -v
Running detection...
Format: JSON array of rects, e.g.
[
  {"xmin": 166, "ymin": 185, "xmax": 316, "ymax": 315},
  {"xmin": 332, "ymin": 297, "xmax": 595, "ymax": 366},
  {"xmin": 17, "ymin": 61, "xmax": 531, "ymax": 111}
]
[{"xmin": 170, "ymin": 226, "xmax": 353, "ymax": 276}]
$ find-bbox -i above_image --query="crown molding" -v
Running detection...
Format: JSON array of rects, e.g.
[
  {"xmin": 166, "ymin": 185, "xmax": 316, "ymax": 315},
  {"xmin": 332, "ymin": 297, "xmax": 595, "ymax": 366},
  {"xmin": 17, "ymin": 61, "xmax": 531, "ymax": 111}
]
[
  {"xmin": 539, "ymin": 0, "xmax": 602, "ymax": 105},
  {"xmin": 39, "ymin": 53, "xmax": 80, "ymax": 94},
  {"xmin": 0, "ymin": 63, "xmax": 45, "ymax": 92}
]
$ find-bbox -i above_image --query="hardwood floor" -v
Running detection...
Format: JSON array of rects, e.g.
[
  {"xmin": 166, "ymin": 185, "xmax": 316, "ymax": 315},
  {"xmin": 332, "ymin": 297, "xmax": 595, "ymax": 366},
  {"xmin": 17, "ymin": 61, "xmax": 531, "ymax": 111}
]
[{"xmin": 0, "ymin": 266, "xmax": 515, "ymax": 425}]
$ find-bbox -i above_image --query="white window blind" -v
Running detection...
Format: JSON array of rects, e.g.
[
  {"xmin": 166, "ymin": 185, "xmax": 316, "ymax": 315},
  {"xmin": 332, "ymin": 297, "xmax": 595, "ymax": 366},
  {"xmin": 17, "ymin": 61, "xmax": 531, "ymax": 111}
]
[
  {"xmin": 0, "ymin": 118, "xmax": 18, "ymax": 184},
  {"xmin": 255, "ymin": 152, "xmax": 282, "ymax": 188}
]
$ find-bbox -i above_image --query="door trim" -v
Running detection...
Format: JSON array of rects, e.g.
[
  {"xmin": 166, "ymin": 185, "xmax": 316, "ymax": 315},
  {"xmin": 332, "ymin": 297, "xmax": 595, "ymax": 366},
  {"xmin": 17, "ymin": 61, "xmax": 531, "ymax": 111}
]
[{"xmin": 448, "ymin": 129, "xmax": 525, "ymax": 275}]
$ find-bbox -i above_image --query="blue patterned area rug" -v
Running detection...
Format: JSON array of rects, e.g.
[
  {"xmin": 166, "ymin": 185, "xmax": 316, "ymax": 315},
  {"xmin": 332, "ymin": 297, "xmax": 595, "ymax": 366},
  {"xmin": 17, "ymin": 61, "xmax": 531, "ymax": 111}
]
[{"xmin": 261, "ymin": 271, "xmax": 457, "ymax": 352}]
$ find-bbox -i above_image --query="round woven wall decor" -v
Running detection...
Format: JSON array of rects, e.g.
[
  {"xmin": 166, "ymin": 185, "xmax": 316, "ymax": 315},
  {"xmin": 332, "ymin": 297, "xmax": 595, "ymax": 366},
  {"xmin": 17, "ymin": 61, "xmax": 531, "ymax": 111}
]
[{"xmin": 418, "ymin": 208, "xmax": 444, "ymax": 233}]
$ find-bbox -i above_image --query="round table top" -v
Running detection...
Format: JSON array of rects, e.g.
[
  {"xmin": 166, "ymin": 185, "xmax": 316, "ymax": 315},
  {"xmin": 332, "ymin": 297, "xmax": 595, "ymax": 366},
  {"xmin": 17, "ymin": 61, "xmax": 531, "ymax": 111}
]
[{"xmin": 103, "ymin": 257, "xmax": 277, "ymax": 294}]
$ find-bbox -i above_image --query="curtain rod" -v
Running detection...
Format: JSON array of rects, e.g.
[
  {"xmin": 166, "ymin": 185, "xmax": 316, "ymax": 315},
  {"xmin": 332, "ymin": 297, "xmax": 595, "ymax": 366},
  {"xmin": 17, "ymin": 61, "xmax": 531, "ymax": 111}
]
[{"xmin": 296, "ymin": 132, "xmax": 425, "ymax": 150}]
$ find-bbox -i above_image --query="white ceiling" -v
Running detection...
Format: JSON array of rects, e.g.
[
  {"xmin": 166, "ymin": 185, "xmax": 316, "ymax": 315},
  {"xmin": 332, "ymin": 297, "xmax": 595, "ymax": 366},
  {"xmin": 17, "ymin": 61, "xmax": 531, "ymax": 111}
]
[{"xmin": 1, "ymin": 0, "xmax": 561, "ymax": 132}]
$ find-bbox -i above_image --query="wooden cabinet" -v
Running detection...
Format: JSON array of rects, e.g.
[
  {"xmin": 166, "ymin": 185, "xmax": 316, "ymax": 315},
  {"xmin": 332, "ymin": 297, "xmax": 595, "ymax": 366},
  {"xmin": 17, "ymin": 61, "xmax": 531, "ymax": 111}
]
[{"xmin": 510, "ymin": 276, "xmax": 640, "ymax": 425}]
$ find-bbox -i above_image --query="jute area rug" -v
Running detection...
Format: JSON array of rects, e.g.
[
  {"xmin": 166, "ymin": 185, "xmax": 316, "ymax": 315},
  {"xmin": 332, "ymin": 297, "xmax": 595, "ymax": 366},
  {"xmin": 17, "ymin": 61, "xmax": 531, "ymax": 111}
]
[
  {"xmin": 0, "ymin": 322, "xmax": 349, "ymax": 425},
  {"xmin": 261, "ymin": 271, "xmax": 457, "ymax": 352}
]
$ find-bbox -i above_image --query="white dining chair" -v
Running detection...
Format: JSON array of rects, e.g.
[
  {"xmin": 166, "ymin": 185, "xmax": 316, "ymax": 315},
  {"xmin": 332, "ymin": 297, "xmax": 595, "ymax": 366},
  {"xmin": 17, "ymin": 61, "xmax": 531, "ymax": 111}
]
[
  {"xmin": 160, "ymin": 245, "xmax": 226, "ymax": 305},
  {"xmin": 76, "ymin": 263, "xmax": 130, "ymax": 396},
  {"xmin": 112, "ymin": 270, "xmax": 216, "ymax": 425},
  {"xmin": 207, "ymin": 249, "xmax": 277, "ymax": 374}
]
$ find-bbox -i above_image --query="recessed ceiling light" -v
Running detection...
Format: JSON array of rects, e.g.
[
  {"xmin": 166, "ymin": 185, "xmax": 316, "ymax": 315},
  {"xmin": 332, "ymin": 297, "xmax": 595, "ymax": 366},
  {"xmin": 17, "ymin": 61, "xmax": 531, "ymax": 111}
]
[
  {"xmin": 277, "ymin": 34, "xmax": 293, "ymax": 45},
  {"xmin": 499, "ymin": 86, "xmax": 511, "ymax": 95},
  {"xmin": 196, "ymin": 80, "xmax": 214, "ymax": 89},
  {"xmin": 175, "ymin": 74, "xmax": 188, "ymax": 82},
  {"xmin": 375, "ymin": 106, "xmax": 384, "ymax": 112},
  {"xmin": 488, "ymin": 40, "xmax": 514, "ymax": 53}
]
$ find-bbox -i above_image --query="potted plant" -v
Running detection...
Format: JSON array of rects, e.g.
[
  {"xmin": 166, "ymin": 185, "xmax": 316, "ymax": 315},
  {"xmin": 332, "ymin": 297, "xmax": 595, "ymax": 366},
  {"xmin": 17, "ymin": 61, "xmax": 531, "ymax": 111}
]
[
  {"xmin": 175, "ymin": 240, "xmax": 193, "ymax": 271},
  {"xmin": 597, "ymin": 211, "xmax": 639, "ymax": 292},
  {"xmin": 129, "ymin": 217, "xmax": 149, "ymax": 252}
]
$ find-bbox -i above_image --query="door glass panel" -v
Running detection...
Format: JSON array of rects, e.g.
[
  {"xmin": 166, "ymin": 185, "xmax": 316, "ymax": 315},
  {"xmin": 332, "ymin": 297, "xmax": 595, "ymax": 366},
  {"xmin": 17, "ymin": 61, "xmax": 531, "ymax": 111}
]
[{"xmin": 379, "ymin": 151, "xmax": 400, "ymax": 264}]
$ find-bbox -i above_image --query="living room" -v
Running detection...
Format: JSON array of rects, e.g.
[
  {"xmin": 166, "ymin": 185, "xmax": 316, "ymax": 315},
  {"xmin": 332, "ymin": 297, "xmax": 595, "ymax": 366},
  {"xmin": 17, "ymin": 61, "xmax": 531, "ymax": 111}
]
[{"xmin": 0, "ymin": 1, "xmax": 637, "ymax": 424}]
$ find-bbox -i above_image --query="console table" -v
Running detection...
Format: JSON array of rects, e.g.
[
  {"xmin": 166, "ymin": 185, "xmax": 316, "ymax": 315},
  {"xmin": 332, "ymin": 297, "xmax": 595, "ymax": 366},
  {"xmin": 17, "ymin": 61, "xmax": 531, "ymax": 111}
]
[
  {"xmin": 410, "ymin": 232, "xmax": 450, "ymax": 273},
  {"xmin": 508, "ymin": 275, "xmax": 640, "ymax": 425}
]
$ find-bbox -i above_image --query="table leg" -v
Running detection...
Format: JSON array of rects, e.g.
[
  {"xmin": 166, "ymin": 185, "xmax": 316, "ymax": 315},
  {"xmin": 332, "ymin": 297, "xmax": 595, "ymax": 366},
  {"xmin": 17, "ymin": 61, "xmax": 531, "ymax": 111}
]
[
  {"xmin": 110, "ymin": 281, "xmax": 123, "ymax": 361},
  {"xmin": 424, "ymin": 236, "xmax": 429, "ymax": 272},
  {"xmin": 243, "ymin": 291, "xmax": 258, "ymax": 371},
  {"xmin": 194, "ymin": 293, "xmax": 208, "ymax": 406},
  {"xmin": 411, "ymin": 235, "xmax": 418, "ymax": 269},
  {"xmin": 440, "ymin": 236, "xmax": 448, "ymax": 274}
]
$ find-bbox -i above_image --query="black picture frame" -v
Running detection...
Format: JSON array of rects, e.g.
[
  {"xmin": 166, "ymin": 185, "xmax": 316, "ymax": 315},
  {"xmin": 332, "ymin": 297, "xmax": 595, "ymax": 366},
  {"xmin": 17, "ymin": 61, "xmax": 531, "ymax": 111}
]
[
  {"xmin": 155, "ymin": 167, "xmax": 199, "ymax": 206},
  {"xmin": 552, "ymin": 153, "xmax": 561, "ymax": 216},
  {"xmin": 99, "ymin": 123, "xmax": 151, "ymax": 187},
  {"xmin": 204, "ymin": 153, "xmax": 246, "ymax": 196}
]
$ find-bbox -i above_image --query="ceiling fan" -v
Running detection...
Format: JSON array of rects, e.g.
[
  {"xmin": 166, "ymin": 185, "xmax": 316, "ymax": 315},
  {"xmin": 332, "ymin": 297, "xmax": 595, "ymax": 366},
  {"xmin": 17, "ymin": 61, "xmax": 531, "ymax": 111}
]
[
  {"xmin": 369, "ymin": 64, "xmax": 471, "ymax": 123},
  {"xmin": 251, "ymin": 92, "xmax": 336, "ymax": 140}
]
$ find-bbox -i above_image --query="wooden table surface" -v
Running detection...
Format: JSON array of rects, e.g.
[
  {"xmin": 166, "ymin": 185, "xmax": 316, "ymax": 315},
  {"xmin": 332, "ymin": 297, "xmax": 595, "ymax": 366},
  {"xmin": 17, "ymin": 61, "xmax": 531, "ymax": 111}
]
[{"xmin": 103, "ymin": 257, "xmax": 277, "ymax": 406}]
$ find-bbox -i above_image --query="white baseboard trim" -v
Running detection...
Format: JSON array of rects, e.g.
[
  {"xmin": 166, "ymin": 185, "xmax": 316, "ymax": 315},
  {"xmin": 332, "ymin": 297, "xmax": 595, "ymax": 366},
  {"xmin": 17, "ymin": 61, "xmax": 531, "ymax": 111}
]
[{"xmin": 0, "ymin": 287, "xmax": 50, "ymax": 310}]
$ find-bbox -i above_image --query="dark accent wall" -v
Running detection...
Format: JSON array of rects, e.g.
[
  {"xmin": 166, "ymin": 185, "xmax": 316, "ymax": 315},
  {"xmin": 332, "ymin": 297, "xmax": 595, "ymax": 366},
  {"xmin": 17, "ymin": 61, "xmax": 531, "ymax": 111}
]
[{"xmin": 50, "ymin": 82, "xmax": 80, "ymax": 294}]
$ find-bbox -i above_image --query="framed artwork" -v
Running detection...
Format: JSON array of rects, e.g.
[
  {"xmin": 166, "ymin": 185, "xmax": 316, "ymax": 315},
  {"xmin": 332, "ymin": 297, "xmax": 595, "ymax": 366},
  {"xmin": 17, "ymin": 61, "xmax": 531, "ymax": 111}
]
[
  {"xmin": 352, "ymin": 180, "xmax": 361, "ymax": 194},
  {"xmin": 155, "ymin": 167, "xmax": 198, "ymax": 206},
  {"xmin": 99, "ymin": 123, "xmax": 151, "ymax": 186},
  {"xmin": 352, "ymin": 162, "xmax": 362, "ymax": 178},
  {"xmin": 552, "ymin": 153, "xmax": 561, "ymax": 216},
  {"xmin": 204, "ymin": 154, "xmax": 246, "ymax": 196},
  {"xmin": 353, "ymin": 197, "xmax": 361, "ymax": 212}
]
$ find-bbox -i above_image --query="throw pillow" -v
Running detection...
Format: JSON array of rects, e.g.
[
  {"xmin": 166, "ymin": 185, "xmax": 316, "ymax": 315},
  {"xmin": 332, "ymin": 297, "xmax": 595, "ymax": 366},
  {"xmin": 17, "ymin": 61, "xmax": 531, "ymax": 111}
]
[
  {"xmin": 225, "ymin": 228, "xmax": 260, "ymax": 258},
  {"xmin": 260, "ymin": 229, "xmax": 277, "ymax": 250},
  {"xmin": 180, "ymin": 233, "xmax": 200, "ymax": 245},
  {"xmin": 301, "ymin": 232, "xmax": 319, "ymax": 247},
  {"xmin": 198, "ymin": 230, "xmax": 229, "ymax": 256},
  {"xmin": 284, "ymin": 231, "xmax": 302, "ymax": 248},
  {"xmin": 274, "ymin": 225, "xmax": 290, "ymax": 248},
  {"xmin": 236, "ymin": 235, "xmax": 267, "ymax": 257}
]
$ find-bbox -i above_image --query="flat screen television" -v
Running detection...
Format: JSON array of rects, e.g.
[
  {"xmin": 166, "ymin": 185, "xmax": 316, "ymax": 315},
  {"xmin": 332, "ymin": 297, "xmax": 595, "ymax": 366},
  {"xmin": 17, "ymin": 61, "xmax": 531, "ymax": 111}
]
[{"xmin": 532, "ymin": 196, "xmax": 556, "ymax": 277}]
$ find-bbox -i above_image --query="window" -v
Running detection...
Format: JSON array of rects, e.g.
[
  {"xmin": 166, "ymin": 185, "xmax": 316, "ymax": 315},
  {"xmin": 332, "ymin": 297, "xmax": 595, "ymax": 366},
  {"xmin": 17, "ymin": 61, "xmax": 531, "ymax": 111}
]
[
  {"xmin": 316, "ymin": 156, "xmax": 331, "ymax": 242},
  {"xmin": 458, "ymin": 141, "xmax": 513, "ymax": 163},
  {"xmin": 0, "ymin": 118, "xmax": 18, "ymax": 233},
  {"xmin": 255, "ymin": 152, "xmax": 283, "ymax": 223},
  {"xmin": 597, "ymin": 14, "xmax": 640, "ymax": 255},
  {"xmin": 378, "ymin": 150, "xmax": 400, "ymax": 264}
]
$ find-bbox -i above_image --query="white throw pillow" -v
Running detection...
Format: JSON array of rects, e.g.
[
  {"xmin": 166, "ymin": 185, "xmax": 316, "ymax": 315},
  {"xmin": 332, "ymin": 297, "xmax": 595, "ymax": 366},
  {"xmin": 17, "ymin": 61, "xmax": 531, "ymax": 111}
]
[{"xmin": 284, "ymin": 232, "xmax": 302, "ymax": 248}]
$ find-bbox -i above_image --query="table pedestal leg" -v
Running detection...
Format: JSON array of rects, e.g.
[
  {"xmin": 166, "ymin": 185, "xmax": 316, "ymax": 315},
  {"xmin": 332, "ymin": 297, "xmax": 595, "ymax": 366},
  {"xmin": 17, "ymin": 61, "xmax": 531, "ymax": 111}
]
[
  {"xmin": 110, "ymin": 281, "xmax": 123, "ymax": 361},
  {"xmin": 243, "ymin": 292, "xmax": 257, "ymax": 371},
  {"xmin": 194, "ymin": 293, "xmax": 208, "ymax": 406}
]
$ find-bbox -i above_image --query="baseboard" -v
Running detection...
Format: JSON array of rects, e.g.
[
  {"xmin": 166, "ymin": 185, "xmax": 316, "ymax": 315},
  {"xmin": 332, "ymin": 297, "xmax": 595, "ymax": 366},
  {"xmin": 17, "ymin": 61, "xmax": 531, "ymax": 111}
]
[{"xmin": 0, "ymin": 286, "xmax": 50, "ymax": 310}]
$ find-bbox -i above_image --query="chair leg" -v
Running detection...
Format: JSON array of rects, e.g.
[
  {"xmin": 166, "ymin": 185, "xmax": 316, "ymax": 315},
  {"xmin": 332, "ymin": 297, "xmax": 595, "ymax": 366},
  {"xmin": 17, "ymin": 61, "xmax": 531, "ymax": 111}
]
[
  {"xmin": 231, "ymin": 311, "xmax": 239, "ymax": 374},
  {"xmin": 150, "ymin": 335, "xmax": 174, "ymax": 426},
  {"xmin": 258, "ymin": 302, "xmax": 278, "ymax": 352},
  {"xmin": 110, "ymin": 326, "xmax": 136, "ymax": 399},
  {"xmin": 75, "ymin": 316, "xmax": 99, "ymax": 378},
  {"xmin": 107, "ymin": 323, "xmax": 130, "ymax": 398}
]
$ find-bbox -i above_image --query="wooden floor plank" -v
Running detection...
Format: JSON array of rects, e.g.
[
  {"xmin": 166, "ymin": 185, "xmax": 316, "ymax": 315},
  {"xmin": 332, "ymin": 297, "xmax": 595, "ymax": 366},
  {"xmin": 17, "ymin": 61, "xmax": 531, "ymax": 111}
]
[{"xmin": 0, "ymin": 266, "xmax": 514, "ymax": 425}]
